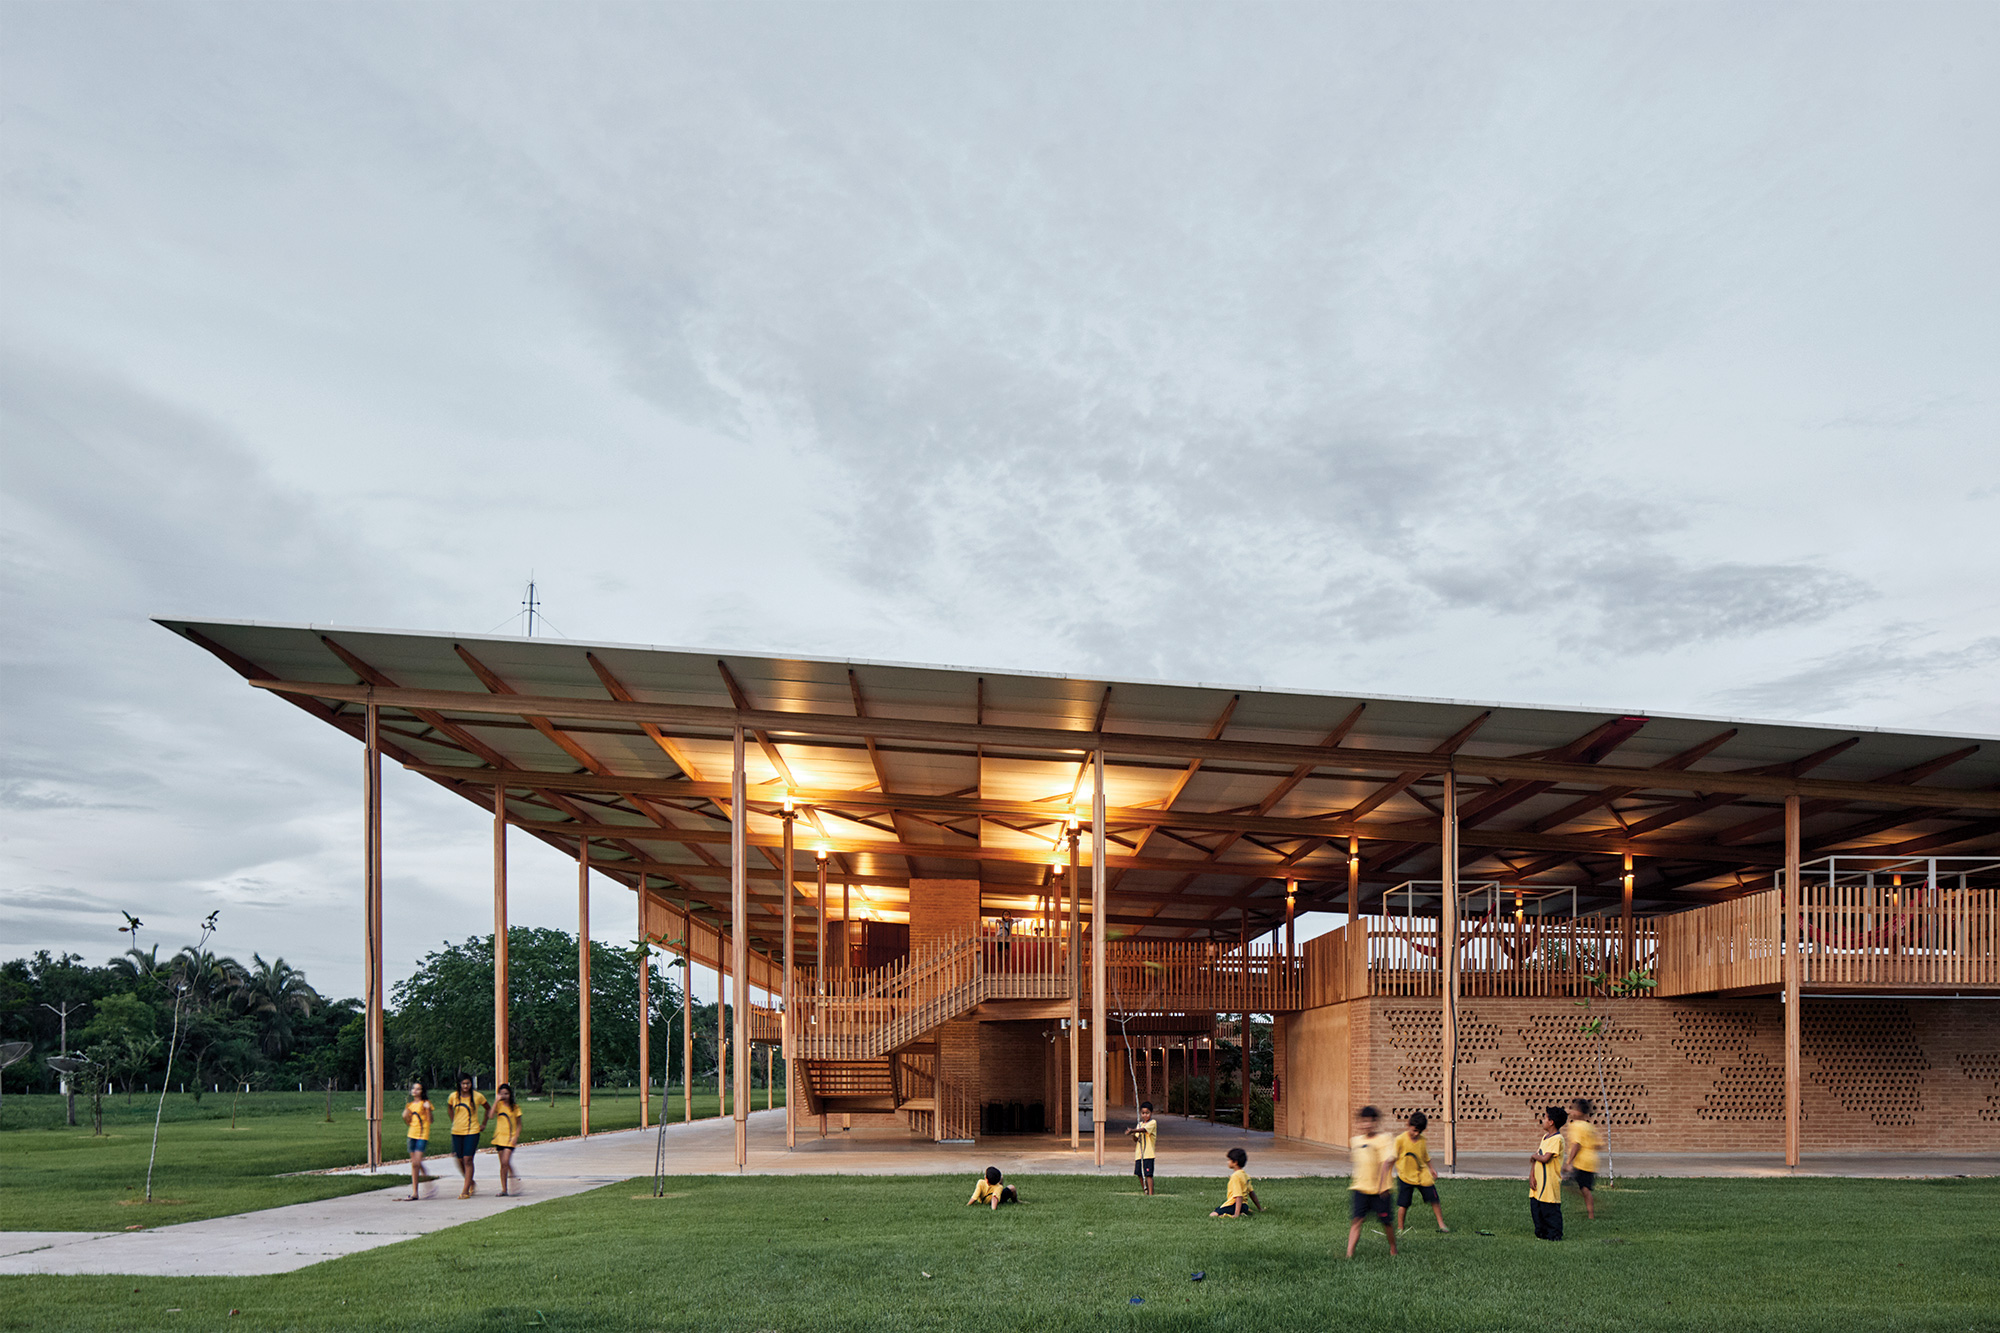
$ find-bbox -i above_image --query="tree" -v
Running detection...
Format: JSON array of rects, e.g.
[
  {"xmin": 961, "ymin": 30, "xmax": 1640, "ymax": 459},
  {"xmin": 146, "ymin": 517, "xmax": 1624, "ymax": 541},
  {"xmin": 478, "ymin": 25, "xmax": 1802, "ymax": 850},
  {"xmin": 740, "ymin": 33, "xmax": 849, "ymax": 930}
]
[
  {"xmin": 393, "ymin": 928, "xmax": 680, "ymax": 1093},
  {"xmin": 80, "ymin": 993, "xmax": 159, "ymax": 1103},
  {"xmin": 233, "ymin": 954, "xmax": 320, "ymax": 1059}
]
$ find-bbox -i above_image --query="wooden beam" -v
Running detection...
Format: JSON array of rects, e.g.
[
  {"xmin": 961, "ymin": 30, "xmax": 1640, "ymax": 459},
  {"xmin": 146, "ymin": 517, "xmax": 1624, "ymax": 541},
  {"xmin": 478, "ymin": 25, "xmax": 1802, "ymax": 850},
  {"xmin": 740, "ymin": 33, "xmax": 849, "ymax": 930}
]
[{"xmin": 249, "ymin": 679, "xmax": 2000, "ymax": 809}]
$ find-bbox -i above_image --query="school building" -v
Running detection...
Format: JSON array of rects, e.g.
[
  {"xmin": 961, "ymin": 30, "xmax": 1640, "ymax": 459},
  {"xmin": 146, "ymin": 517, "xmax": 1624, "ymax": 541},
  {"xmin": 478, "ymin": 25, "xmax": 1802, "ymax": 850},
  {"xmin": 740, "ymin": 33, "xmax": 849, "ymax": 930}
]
[{"xmin": 163, "ymin": 619, "xmax": 2000, "ymax": 1168}]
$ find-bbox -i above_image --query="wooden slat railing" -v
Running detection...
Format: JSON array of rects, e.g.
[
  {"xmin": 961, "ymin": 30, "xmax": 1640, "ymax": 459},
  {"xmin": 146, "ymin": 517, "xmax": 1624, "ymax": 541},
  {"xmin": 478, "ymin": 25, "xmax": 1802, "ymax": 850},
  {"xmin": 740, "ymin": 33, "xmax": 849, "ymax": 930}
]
[
  {"xmin": 791, "ymin": 932, "xmax": 1068, "ymax": 1060},
  {"xmin": 1094, "ymin": 940, "xmax": 1305, "ymax": 1015},
  {"xmin": 1366, "ymin": 911, "xmax": 1658, "ymax": 998},
  {"xmin": 1653, "ymin": 868, "xmax": 2000, "ymax": 996}
]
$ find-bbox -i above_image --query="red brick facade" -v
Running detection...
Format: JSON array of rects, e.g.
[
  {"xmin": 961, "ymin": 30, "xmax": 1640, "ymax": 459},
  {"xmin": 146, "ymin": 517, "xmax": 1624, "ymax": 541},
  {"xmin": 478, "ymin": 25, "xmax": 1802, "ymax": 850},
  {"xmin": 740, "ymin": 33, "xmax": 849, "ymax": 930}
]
[{"xmin": 1277, "ymin": 994, "xmax": 2000, "ymax": 1153}]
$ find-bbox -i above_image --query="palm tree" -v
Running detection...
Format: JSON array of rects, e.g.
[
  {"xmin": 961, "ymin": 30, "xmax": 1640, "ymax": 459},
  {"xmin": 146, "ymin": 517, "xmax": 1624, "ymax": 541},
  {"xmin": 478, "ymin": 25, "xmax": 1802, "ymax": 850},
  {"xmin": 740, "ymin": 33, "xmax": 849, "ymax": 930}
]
[
  {"xmin": 233, "ymin": 954, "xmax": 320, "ymax": 1058},
  {"xmin": 111, "ymin": 945, "xmax": 163, "ymax": 983}
]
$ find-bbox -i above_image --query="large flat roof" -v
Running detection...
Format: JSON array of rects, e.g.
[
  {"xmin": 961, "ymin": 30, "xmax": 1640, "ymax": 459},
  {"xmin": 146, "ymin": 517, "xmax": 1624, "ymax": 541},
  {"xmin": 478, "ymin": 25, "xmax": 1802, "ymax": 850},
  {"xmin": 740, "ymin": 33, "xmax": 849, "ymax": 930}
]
[{"xmin": 161, "ymin": 617, "xmax": 2000, "ymax": 956}]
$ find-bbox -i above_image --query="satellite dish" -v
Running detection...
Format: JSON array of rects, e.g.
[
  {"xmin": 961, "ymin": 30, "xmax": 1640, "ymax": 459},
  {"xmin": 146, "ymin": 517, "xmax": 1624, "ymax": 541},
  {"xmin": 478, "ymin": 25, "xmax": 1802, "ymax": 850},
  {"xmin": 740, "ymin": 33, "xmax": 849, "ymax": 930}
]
[
  {"xmin": 46, "ymin": 1056, "xmax": 92, "ymax": 1075},
  {"xmin": 0, "ymin": 1042, "xmax": 27, "ymax": 1069}
]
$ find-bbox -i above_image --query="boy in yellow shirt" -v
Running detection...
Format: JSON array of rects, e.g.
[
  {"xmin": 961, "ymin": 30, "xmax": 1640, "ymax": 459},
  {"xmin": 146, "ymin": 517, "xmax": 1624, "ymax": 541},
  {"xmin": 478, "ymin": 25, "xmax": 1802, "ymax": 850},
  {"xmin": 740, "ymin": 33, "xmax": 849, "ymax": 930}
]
[
  {"xmin": 1565, "ymin": 1098, "xmax": 1605, "ymax": 1220},
  {"xmin": 446, "ymin": 1074, "xmax": 490, "ymax": 1199},
  {"xmin": 1129, "ymin": 1101, "xmax": 1159, "ymax": 1196},
  {"xmin": 1393, "ymin": 1110, "xmax": 1448, "ymax": 1233},
  {"xmin": 1345, "ymin": 1106, "xmax": 1397, "ymax": 1258},
  {"xmin": 1529, "ymin": 1105, "xmax": 1566, "ymax": 1241},
  {"xmin": 966, "ymin": 1166, "xmax": 1019, "ymax": 1209},
  {"xmin": 1210, "ymin": 1147, "xmax": 1261, "ymax": 1218}
]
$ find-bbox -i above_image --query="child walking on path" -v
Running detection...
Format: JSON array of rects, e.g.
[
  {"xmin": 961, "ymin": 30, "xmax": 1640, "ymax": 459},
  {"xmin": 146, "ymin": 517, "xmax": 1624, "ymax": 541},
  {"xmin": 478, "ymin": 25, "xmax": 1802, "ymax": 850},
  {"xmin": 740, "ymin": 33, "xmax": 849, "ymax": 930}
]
[
  {"xmin": 492, "ymin": 1083, "xmax": 523, "ymax": 1197},
  {"xmin": 1210, "ymin": 1147, "xmax": 1261, "ymax": 1218},
  {"xmin": 1345, "ymin": 1106, "xmax": 1397, "ymax": 1258},
  {"xmin": 1130, "ymin": 1101, "xmax": 1159, "ymax": 1196},
  {"xmin": 446, "ymin": 1075, "xmax": 490, "ymax": 1199},
  {"xmin": 398, "ymin": 1082, "xmax": 434, "ymax": 1202},
  {"xmin": 1393, "ymin": 1110, "xmax": 1448, "ymax": 1233},
  {"xmin": 967, "ymin": 1166, "xmax": 1019, "ymax": 1208},
  {"xmin": 1564, "ymin": 1099, "xmax": 1604, "ymax": 1221},
  {"xmin": 1530, "ymin": 1105, "xmax": 1567, "ymax": 1241}
]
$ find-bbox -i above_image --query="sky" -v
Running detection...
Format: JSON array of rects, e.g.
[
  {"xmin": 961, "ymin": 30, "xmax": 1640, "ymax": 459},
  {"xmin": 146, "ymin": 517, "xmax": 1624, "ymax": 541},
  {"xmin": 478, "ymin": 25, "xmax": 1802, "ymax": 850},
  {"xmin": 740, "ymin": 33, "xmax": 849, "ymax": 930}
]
[{"xmin": 3, "ymin": 2, "xmax": 1997, "ymax": 1004}]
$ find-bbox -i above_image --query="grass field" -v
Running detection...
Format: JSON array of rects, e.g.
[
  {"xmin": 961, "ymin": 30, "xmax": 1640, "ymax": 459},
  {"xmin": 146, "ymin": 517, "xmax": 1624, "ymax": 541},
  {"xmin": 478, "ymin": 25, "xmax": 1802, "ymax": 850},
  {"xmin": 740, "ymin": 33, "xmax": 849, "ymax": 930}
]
[
  {"xmin": 0, "ymin": 1088, "xmax": 770, "ymax": 1230},
  {"xmin": 3, "ymin": 1173, "xmax": 1995, "ymax": 1332}
]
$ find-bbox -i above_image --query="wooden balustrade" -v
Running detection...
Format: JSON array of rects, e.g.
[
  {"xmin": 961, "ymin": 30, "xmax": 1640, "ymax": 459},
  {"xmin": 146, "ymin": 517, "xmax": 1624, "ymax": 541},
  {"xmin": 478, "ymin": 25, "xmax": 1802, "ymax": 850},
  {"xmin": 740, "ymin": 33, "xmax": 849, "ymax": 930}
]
[
  {"xmin": 1366, "ymin": 910, "xmax": 1658, "ymax": 999},
  {"xmin": 1652, "ymin": 872, "xmax": 2000, "ymax": 995}
]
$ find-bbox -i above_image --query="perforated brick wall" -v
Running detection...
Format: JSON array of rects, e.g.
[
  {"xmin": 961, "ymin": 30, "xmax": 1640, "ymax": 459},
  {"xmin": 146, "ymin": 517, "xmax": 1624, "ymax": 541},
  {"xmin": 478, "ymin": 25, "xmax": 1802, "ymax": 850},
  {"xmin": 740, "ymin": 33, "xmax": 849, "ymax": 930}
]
[{"xmin": 1281, "ymin": 995, "xmax": 1999, "ymax": 1153}]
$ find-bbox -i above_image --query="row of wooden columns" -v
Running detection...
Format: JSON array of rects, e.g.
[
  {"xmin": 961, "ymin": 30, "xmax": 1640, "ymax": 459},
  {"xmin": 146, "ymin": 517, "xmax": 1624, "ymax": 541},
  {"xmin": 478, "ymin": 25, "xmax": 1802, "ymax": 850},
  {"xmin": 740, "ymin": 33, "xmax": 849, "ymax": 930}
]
[{"xmin": 359, "ymin": 730, "xmax": 1804, "ymax": 1172}]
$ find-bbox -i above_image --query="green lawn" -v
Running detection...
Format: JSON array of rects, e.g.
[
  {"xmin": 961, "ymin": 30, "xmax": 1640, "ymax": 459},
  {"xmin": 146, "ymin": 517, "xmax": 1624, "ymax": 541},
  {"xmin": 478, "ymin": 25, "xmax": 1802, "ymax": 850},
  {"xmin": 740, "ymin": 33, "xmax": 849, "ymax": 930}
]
[
  {"xmin": 0, "ymin": 1088, "xmax": 769, "ymax": 1231},
  {"xmin": 3, "ymin": 1174, "xmax": 1996, "ymax": 1332}
]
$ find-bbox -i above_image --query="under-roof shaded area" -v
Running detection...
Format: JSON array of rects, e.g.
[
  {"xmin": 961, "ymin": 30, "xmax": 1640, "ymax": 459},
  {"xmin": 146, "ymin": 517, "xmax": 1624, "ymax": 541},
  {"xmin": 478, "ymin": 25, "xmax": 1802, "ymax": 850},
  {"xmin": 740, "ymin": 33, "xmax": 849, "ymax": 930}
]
[{"xmin": 161, "ymin": 618, "xmax": 2000, "ymax": 962}]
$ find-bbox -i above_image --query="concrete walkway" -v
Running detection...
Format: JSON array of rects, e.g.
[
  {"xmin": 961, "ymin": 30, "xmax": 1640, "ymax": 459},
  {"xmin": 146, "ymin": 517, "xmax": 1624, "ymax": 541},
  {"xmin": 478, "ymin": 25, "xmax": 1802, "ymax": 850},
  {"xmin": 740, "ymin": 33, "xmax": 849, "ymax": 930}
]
[{"xmin": 3, "ymin": 1106, "xmax": 1992, "ymax": 1277}]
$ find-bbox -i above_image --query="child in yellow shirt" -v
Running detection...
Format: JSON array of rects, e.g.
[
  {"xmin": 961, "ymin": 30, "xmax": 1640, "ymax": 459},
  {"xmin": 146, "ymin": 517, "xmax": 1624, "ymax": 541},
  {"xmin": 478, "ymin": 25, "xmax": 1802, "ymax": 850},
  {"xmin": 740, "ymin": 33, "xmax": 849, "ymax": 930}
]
[
  {"xmin": 1345, "ymin": 1106, "xmax": 1397, "ymax": 1259},
  {"xmin": 1209, "ymin": 1147, "xmax": 1261, "ymax": 1218},
  {"xmin": 966, "ymin": 1166, "xmax": 1018, "ymax": 1208},
  {"xmin": 1564, "ymin": 1098, "xmax": 1605, "ymax": 1220},
  {"xmin": 1529, "ymin": 1105, "xmax": 1566, "ymax": 1241},
  {"xmin": 492, "ymin": 1083, "xmax": 524, "ymax": 1197},
  {"xmin": 1129, "ymin": 1101, "xmax": 1159, "ymax": 1196},
  {"xmin": 1393, "ymin": 1110, "xmax": 1448, "ymax": 1233},
  {"xmin": 398, "ymin": 1082, "xmax": 434, "ymax": 1201}
]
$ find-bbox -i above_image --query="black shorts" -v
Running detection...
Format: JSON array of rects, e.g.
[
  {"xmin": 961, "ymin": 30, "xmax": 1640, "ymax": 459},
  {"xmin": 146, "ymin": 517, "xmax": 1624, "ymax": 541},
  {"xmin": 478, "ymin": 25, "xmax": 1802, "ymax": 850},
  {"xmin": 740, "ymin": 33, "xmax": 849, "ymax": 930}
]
[
  {"xmin": 1395, "ymin": 1180, "xmax": 1440, "ymax": 1207},
  {"xmin": 452, "ymin": 1133, "xmax": 481, "ymax": 1159},
  {"xmin": 1350, "ymin": 1189, "xmax": 1392, "ymax": 1222},
  {"xmin": 1133, "ymin": 1157, "xmax": 1155, "ymax": 1178},
  {"xmin": 1212, "ymin": 1201, "xmax": 1251, "ymax": 1217},
  {"xmin": 1531, "ymin": 1198, "xmax": 1563, "ymax": 1241},
  {"xmin": 1572, "ymin": 1169, "xmax": 1596, "ymax": 1191}
]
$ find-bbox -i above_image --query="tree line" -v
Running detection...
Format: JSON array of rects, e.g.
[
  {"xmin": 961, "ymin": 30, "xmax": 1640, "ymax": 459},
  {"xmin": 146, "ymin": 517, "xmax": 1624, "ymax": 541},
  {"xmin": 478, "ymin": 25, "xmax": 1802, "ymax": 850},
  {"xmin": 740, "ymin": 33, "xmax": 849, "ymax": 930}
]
[{"xmin": 0, "ymin": 924, "xmax": 759, "ymax": 1128}]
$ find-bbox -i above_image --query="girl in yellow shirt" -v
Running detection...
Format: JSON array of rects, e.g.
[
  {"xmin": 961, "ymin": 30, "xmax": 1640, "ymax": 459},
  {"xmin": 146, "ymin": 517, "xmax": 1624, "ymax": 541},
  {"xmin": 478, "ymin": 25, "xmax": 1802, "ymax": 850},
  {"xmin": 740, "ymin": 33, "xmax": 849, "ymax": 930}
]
[
  {"xmin": 398, "ymin": 1082, "xmax": 435, "ymax": 1201},
  {"xmin": 492, "ymin": 1084, "xmax": 524, "ymax": 1196}
]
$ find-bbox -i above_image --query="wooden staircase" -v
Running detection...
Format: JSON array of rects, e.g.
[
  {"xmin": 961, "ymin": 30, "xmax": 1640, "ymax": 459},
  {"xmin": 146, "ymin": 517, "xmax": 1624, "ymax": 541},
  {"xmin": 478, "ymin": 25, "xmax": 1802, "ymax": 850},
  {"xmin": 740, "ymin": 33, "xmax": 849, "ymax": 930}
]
[{"xmin": 792, "ymin": 933, "xmax": 1064, "ymax": 1140}]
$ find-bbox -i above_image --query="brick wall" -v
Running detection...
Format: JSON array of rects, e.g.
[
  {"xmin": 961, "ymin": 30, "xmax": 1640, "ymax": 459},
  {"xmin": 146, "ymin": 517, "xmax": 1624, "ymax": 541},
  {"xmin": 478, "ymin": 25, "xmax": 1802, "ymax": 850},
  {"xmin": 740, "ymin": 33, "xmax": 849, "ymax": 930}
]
[
  {"xmin": 909, "ymin": 878, "xmax": 983, "ymax": 1100},
  {"xmin": 1282, "ymin": 995, "xmax": 2000, "ymax": 1153}
]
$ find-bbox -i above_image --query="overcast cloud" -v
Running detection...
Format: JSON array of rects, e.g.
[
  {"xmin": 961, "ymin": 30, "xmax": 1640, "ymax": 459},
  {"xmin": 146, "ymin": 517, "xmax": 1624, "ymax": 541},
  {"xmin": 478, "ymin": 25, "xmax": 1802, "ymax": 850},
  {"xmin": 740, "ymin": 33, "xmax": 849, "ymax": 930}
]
[{"xmin": 3, "ymin": 2, "xmax": 1996, "ymax": 997}]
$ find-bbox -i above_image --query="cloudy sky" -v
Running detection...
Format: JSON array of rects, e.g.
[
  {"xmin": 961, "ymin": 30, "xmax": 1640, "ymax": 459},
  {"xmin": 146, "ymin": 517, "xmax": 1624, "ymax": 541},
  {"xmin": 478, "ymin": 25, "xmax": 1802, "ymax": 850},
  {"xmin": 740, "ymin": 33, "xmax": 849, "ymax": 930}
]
[{"xmin": 4, "ymin": 2, "xmax": 1997, "ymax": 1001}]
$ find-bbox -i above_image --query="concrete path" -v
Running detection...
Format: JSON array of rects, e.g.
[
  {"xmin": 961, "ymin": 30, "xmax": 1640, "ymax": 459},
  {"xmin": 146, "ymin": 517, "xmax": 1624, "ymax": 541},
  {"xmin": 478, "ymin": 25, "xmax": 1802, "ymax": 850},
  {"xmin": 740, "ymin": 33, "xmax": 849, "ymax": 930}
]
[{"xmin": 4, "ymin": 1106, "xmax": 1992, "ymax": 1277}]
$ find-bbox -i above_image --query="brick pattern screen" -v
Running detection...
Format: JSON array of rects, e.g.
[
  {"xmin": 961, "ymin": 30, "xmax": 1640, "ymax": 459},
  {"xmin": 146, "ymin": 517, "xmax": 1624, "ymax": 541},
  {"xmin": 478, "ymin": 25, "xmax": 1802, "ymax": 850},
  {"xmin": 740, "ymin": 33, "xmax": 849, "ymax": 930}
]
[{"xmin": 1346, "ymin": 996, "xmax": 1998, "ymax": 1153}]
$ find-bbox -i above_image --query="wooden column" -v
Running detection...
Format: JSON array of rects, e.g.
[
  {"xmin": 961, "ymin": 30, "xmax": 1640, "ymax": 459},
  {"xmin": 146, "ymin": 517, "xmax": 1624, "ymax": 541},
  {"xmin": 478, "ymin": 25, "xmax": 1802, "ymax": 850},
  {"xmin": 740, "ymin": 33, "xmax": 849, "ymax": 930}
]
[
  {"xmin": 782, "ymin": 804, "xmax": 796, "ymax": 1150},
  {"xmin": 681, "ymin": 900, "xmax": 693, "ymax": 1125},
  {"xmin": 362, "ymin": 704, "xmax": 383, "ymax": 1170},
  {"xmin": 841, "ymin": 879, "xmax": 851, "ymax": 976},
  {"xmin": 637, "ymin": 879, "xmax": 650, "ymax": 1130},
  {"xmin": 1240, "ymin": 911, "xmax": 1251, "ymax": 1133},
  {"xmin": 715, "ymin": 945, "xmax": 725, "ymax": 1116},
  {"xmin": 1620, "ymin": 852, "xmax": 1636, "ymax": 972},
  {"xmin": 1440, "ymin": 770, "xmax": 1460, "ymax": 1168},
  {"xmin": 1347, "ymin": 836, "xmax": 1360, "ymax": 922},
  {"xmin": 765, "ymin": 1044, "xmax": 774, "ymax": 1110},
  {"xmin": 492, "ymin": 781, "xmax": 510, "ymax": 1087},
  {"xmin": 816, "ymin": 850, "xmax": 828, "ymax": 1138},
  {"xmin": 731, "ymin": 725, "xmax": 750, "ymax": 1168},
  {"xmin": 1284, "ymin": 880, "xmax": 1297, "ymax": 960},
  {"xmin": 1091, "ymin": 749, "xmax": 1108, "ymax": 1167},
  {"xmin": 578, "ymin": 837, "xmax": 592, "ymax": 1137},
  {"xmin": 1067, "ymin": 829, "xmax": 1081, "ymax": 1150},
  {"xmin": 1784, "ymin": 794, "xmax": 1802, "ymax": 1167}
]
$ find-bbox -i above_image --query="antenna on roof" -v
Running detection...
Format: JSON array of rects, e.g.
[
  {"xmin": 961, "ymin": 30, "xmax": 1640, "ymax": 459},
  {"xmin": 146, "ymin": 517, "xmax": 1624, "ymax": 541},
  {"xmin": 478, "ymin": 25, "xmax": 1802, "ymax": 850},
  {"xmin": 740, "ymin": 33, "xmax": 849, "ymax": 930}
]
[{"xmin": 522, "ymin": 577, "xmax": 540, "ymax": 637}]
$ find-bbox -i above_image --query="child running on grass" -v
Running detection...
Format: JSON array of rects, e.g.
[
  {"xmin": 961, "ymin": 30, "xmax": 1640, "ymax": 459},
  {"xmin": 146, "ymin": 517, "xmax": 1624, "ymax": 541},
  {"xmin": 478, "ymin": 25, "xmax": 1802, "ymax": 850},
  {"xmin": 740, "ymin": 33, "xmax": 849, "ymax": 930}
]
[
  {"xmin": 446, "ymin": 1074, "xmax": 490, "ymax": 1199},
  {"xmin": 1345, "ymin": 1106, "xmax": 1397, "ymax": 1259},
  {"xmin": 1393, "ymin": 1110, "xmax": 1448, "ymax": 1233},
  {"xmin": 398, "ymin": 1081, "xmax": 434, "ymax": 1201},
  {"xmin": 492, "ymin": 1083, "xmax": 523, "ymax": 1197},
  {"xmin": 1529, "ymin": 1105, "xmax": 1567, "ymax": 1241},
  {"xmin": 967, "ymin": 1166, "xmax": 1019, "ymax": 1209},
  {"xmin": 1210, "ymin": 1147, "xmax": 1261, "ymax": 1218},
  {"xmin": 1564, "ymin": 1098, "xmax": 1604, "ymax": 1221},
  {"xmin": 1130, "ymin": 1101, "xmax": 1159, "ymax": 1196}
]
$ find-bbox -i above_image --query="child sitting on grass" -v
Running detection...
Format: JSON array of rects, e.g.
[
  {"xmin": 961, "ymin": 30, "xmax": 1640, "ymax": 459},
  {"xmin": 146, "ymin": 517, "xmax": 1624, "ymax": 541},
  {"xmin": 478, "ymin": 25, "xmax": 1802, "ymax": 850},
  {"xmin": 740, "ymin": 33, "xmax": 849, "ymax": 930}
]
[
  {"xmin": 1210, "ymin": 1147, "xmax": 1262, "ymax": 1218},
  {"xmin": 967, "ymin": 1166, "xmax": 1019, "ymax": 1209}
]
